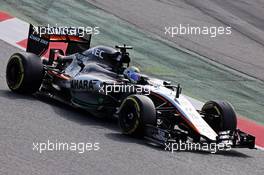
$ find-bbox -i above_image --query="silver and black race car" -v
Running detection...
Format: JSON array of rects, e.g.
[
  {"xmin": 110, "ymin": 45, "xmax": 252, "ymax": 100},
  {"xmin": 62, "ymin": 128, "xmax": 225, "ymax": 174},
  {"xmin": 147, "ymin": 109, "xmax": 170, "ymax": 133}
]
[{"xmin": 5, "ymin": 25, "xmax": 255, "ymax": 151}]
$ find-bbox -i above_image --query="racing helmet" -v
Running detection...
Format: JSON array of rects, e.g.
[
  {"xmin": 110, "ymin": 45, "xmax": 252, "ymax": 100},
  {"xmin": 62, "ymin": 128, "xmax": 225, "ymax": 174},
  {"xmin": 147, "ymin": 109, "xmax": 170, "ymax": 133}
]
[{"xmin": 123, "ymin": 66, "xmax": 141, "ymax": 83}]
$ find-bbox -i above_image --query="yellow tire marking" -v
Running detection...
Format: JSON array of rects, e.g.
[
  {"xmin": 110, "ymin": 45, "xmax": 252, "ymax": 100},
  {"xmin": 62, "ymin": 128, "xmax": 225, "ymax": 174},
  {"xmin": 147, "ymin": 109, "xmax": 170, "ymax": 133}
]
[
  {"xmin": 214, "ymin": 106, "xmax": 221, "ymax": 115},
  {"xmin": 120, "ymin": 96, "xmax": 141, "ymax": 134},
  {"xmin": 11, "ymin": 56, "xmax": 24, "ymax": 90}
]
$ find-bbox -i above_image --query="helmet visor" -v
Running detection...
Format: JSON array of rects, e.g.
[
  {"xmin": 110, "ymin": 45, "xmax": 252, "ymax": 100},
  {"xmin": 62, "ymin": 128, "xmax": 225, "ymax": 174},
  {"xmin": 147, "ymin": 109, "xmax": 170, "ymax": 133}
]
[{"xmin": 130, "ymin": 72, "xmax": 140, "ymax": 82}]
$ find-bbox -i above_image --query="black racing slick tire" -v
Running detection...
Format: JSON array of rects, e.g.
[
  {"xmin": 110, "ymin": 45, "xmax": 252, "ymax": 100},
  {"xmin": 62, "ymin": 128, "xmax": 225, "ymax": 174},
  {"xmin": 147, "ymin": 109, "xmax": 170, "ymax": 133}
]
[
  {"xmin": 201, "ymin": 101, "xmax": 237, "ymax": 133},
  {"xmin": 6, "ymin": 52, "xmax": 43, "ymax": 94},
  {"xmin": 118, "ymin": 95, "xmax": 156, "ymax": 137}
]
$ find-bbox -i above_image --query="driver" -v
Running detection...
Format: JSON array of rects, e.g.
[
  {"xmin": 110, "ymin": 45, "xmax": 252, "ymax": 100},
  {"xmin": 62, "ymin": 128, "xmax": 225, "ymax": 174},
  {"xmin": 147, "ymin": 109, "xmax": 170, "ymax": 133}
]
[{"xmin": 123, "ymin": 66, "xmax": 141, "ymax": 84}]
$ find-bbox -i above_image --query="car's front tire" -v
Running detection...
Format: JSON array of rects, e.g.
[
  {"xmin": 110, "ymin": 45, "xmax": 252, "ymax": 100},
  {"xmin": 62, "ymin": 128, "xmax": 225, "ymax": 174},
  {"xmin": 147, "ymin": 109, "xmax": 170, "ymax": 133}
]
[
  {"xmin": 6, "ymin": 52, "xmax": 43, "ymax": 94},
  {"xmin": 201, "ymin": 101, "xmax": 237, "ymax": 132},
  {"xmin": 118, "ymin": 94, "xmax": 156, "ymax": 136}
]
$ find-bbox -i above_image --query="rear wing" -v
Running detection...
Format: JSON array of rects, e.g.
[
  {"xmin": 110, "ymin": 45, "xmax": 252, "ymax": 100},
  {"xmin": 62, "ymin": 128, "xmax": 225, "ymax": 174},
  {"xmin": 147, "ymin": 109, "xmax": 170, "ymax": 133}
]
[{"xmin": 26, "ymin": 24, "xmax": 91, "ymax": 56}]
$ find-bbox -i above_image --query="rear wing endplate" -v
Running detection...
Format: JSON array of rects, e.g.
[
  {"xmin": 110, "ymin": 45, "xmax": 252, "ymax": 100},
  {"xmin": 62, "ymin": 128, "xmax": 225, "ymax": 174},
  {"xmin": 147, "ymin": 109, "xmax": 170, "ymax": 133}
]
[{"xmin": 26, "ymin": 24, "xmax": 91, "ymax": 56}]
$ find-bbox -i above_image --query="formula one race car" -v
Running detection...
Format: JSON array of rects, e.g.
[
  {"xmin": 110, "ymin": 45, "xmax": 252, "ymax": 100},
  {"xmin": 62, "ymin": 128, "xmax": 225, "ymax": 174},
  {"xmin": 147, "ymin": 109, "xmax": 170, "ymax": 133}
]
[{"xmin": 6, "ymin": 24, "xmax": 255, "ymax": 151}]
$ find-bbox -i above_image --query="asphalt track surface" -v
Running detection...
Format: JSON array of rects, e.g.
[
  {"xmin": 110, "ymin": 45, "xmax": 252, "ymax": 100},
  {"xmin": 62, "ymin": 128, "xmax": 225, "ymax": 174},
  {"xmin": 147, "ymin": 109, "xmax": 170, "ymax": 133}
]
[
  {"xmin": 0, "ymin": 1, "xmax": 264, "ymax": 174},
  {"xmin": 0, "ymin": 39, "xmax": 264, "ymax": 175},
  {"xmin": 87, "ymin": 0, "xmax": 264, "ymax": 82}
]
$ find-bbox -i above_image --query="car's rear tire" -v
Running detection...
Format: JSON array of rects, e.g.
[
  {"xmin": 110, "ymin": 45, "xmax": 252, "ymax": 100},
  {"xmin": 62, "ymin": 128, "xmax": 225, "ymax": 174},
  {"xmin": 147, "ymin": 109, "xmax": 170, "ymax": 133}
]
[
  {"xmin": 6, "ymin": 52, "xmax": 43, "ymax": 94},
  {"xmin": 201, "ymin": 101, "xmax": 237, "ymax": 132},
  {"xmin": 118, "ymin": 94, "xmax": 156, "ymax": 137}
]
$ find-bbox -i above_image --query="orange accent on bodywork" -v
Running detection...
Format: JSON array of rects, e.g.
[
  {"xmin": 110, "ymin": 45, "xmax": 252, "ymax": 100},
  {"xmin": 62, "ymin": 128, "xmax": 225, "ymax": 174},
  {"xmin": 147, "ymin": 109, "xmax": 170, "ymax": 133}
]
[
  {"xmin": 48, "ymin": 70, "xmax": 71, "ymax": 80},
  {"xmin": 151, "ymin": 92, "xmax": 199, "ymax": 133}
]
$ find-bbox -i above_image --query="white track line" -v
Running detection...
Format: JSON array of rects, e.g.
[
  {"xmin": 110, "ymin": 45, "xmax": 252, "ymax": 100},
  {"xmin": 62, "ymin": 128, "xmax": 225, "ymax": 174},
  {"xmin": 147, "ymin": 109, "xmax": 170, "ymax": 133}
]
[{"xmin": 0, "ymin": 18, "xmax": 28, "ymax": 49}]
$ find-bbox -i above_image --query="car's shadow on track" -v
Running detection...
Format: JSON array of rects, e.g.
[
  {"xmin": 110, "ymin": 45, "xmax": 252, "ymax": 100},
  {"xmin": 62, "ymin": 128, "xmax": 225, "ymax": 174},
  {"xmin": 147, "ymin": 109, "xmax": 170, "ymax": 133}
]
[
  {"xmin": 35, "ymin": 94, "xmax": 120, "ymax": 131},
  {"xmin": 0, "ymin": 89, "xmax": 119, "ymax": 131},
  {"xmin": 105, "ymin": 132, "xmax": 165, "ymax": 152},
  {"xmin": 0, "ymin": 89, "xmax": 37, "ymax": 101},
  {"xmin": 0, "ymin": 89, "xmax": 254, "ymax": 157},
  {"xmin": 178, "ymin": 149, "xmax": 252, "ymax": 158},
  {"xmin": 104, "ymin": 132, "xmax": 253, "ymax": 158}
]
